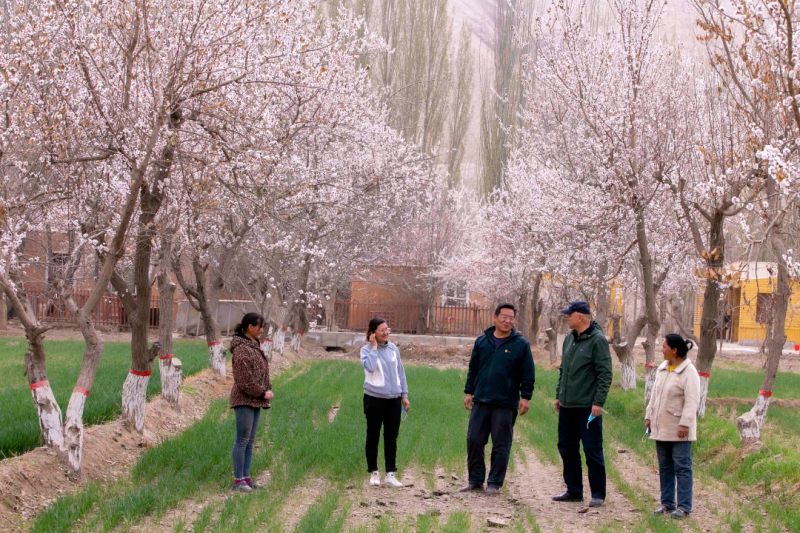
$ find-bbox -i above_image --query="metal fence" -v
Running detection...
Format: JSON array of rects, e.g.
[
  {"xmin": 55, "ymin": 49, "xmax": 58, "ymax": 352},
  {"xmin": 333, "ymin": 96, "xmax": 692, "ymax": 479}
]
[
  {"xmin": 25, "ymin": 290, "xmax": 160, "ymax": 329},
  {"xmin": 333, "ymin": 300, "xmax": 493, "ymax": 337}
]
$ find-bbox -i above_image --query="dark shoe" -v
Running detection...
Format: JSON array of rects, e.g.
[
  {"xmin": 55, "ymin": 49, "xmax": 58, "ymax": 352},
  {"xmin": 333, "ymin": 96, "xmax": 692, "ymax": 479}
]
[
  {"xmin": 653, "ymin": 505, "xmax": 674, "ymax": 515},
  {"xmin": 552, "ymin": 491, "xmax": 583, "ymax": 502},
  {"xmin": 458, "ymin": 484, "xmax": 483, "ymax": 492},
  {"xmin": 484, "ymin": 486, "xmax": 501, "ymax": 496},
  {"xmin": 232, "ymin": 482, "xmax": 252, "ymax": 493},
  {"xmin": 589, "ymin": 498, "xmax": 605, "ymax": 507},
  {"xmin": 671, "ymin": 509, "xmax": 689, "ymax": 519}
]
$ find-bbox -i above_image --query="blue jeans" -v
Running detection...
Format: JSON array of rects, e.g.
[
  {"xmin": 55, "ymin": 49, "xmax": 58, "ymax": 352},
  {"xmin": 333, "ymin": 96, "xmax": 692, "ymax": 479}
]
[
  {"xmin": 656, "ymin": 441, "xmax": 693, "ymax": 512},
  {"xmin": 557, "ymin": 407, "xmax": 606, "ymax": 499},
  {"xmin": 232, "ymin": 406, "xmax": 261, "ymax": 480}
]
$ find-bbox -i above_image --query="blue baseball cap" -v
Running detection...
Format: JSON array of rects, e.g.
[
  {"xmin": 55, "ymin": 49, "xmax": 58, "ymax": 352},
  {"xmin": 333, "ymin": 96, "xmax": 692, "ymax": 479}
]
[{"xmin": 560, "ymin": 301, "xmax": 592, "ymax": 315}]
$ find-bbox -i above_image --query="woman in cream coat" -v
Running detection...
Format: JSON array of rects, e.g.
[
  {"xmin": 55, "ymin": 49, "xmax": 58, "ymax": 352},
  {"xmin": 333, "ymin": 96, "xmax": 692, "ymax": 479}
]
[{"xmin": 645, "ymin": 334, "xmax": 701, "ymax": 520}]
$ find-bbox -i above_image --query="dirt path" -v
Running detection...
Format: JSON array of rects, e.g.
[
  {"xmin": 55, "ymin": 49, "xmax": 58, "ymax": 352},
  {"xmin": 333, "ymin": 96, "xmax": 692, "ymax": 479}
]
[
  {"xmin": 608, "ymin": 441, "xmax": 751, "ymax": 532},
  {"xmin": 509, "ymin": 447, "xmax": 642, "ymax": 532},
  {"xmin": 342, "ymin": 442, "xmax": 642, "ymax": 532}
]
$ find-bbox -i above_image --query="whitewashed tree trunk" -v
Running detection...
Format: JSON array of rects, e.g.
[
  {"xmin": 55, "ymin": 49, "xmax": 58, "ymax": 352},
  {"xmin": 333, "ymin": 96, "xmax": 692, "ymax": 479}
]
[
  {"xmin": 644, "ymin": 368, "xmax": 657, "ymax": 405},
  {"xmin": 157, "ymin": 264, "xmax": 180, "ymax": 408},
  {"xmin": 697, "ymin": 374, "xmax": 710, "ymax": 418},
  {"xmin": 260, "ymin": 340, "xmax": 273, "ymax": 362},
  {"xmin": 619, "ymin": 352, "xmax": 636, "ymax": 392},
  {"xmin": 63, "ymin": 389, "xmax": 88, "ymax": 474},
  {"xmin": 737, "ymin": 393, "xmax": 770, "ymax": 449},
  {"xmin": 643, "ymin": 338, "xmax": 657, "ymax": 404},
  {"xmin": 209, "ymin": 341, "xmax": 225, "ymax": 375},
  {"xmin": 274, "ymin": 327, "xmax": 287, "ymax": 355},
  {"xmin": 545, "ymin": 328, "xmax": 558, "ymax": 364},
  {"xmin": 736, "ymin": 230, "xmax": 789, "ymax": 446},
  {"xmin": 121, "ymin": 371, "xmax": 150, "ymax": 434},
  {"xmin": 613, "ymin": 314, "xmax": 646, "ymax": 393},
  {"xmin": 291, "ymin": 330, "xmax": 305, "ymax": 352},
  {"xmin": 30, "ymin": 382, "xmax": 65, "ymax": 449},
  {"xmin": 160, "ymin": 357, "xmax": 182, "ymax": 405}
]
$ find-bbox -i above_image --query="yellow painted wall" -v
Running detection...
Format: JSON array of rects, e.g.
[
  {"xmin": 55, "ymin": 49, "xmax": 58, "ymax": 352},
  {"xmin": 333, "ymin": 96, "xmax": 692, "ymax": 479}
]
[
  {"xmin": 737, "ymin": 278, "xmax": 800, "ymax": 343},
  {"xmin": 693, "ymin": 279, "xmax": 800, "ymax": 344}
]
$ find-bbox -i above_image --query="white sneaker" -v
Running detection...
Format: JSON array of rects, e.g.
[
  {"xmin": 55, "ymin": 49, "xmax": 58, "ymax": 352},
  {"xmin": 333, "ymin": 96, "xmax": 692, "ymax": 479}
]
[
  {"xmin": 384, "ymin": 472, "xmax": 403, "ymax": 488},
  {"xmin": 369, "ymin": 471, "xmax": 381, "ymax": 486}
]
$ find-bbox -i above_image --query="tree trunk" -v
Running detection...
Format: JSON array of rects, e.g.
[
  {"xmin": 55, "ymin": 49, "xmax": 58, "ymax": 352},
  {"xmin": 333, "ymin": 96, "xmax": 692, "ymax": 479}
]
[
  {"xmin": 274, "ymin": 305, "xmax": 290, "ymax": 356},
  {"xmin": 619, "ymin": 348, "xmax": 636, "ymax": 391},
  {"xmin": 261, "ymin": 322, "xmax": 275, "ymax": 361},
  {"xmin": 643, "ymin": 338, "xmax": 657, "ymax": 403},
  {"xmin": 60, "ymin": 303, "xmax": 104, "ymax": 475},
  {"xmin": 634, "ymin": 209, "xmax": 662, "ymax": 405},
  {"xmin": 612, "ymin": 314, "xmax": 646, "ymax": 392},
  {"xmin": 737, "ymin": 232, "xmax": 789, "ymax": 448},
  {"xmin": 25, "ymin": 339, "xmax": 65, "ymax": 450},
  {"xmin": 323, "ymin": 296, "xmax": 337, "ymax": 331},
  {"xmin": 118, "ymin": 140, "xmax": 173, "ymax": 431},
  {"xmin": 290, "ymin": 307, "xmax": 309, "ymax": 352},
  {"xmin": 0, "ymin": 293, "xmax": 7, "ymax": 330},
  {"xmin": 1, "ymin": 273, "xmax": 67, "ymax": 452},
  {"xmin": 595, "ymin": 261, "xmax": 610, "ymax": 335},
  {"xmin": 289, "ymin": 254, "xmax": 312, "ymax": 352},
  {"xmin": 545, "ymin": 328, "xmax": 558, "ymax": 364},
  {"xmin": 158, "ymin": 274, "xmax": 181, "ymax": 409},
  {"xmin": 695, "ymin": 211, "xmax": 725, "ymax": 418},
  {"xmin": 529, "ymin": 272, "xmax": 543, "ymax": 346}
]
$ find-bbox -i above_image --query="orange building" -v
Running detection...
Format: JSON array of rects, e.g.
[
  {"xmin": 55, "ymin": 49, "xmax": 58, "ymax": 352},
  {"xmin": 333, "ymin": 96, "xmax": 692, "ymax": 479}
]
[{"xmin": 347, "ymin": 266, "xmax": 491, "ymax": 335}]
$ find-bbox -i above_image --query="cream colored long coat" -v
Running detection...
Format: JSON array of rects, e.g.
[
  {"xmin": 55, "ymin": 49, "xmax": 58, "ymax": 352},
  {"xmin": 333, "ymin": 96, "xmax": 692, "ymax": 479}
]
[{"xmin": 645, "ymin": 358, "xmax": 701, "ymax": 442}]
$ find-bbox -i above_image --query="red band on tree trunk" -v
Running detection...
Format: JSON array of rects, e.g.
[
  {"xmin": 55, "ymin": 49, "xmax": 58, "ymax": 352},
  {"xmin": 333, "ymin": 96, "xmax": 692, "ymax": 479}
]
[
  {"xmin": 264, "ymin": 339, "xmax": 273, "ymax": 342},
  {"xmin": 698, "ymin": 372, "xmax": 710, "ymax": 378},
  {"xmin": 297, "ymin": 331, "xmax": 304, "ymax": 335},
  {"xmin": 208, "ymin": 340, "xmax": 222, "ymax": 346},
  {"xmin": 73, "ymin": 387, "xmax": 90, "ymax": 396},
  {"xmin": 130, "ymin": 369, "xmax": 152, "ymax": 377},
  {"xmin": 644, "ymin": 363, "xmax": 656, "ymax": 368},
  {"xmin": 158, "ymin": 354, "xmax": 173, "ymax": 360},
  {"xmin": 281, "ymin": 327, "xmax": 287, "ymax": 331},
  {"xmin": 29, "ymin": 380, "xmax": 50, "ymax": 391},
  {"xmin": 759, "ymin": 390, "xmax": 772, "ymax": 397}
]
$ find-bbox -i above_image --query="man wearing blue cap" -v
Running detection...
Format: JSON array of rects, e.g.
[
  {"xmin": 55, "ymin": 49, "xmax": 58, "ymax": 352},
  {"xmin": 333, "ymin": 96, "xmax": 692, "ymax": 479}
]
[{"xmin": 552, "ymin": 301, "xmax": 613, "ymax": 507}]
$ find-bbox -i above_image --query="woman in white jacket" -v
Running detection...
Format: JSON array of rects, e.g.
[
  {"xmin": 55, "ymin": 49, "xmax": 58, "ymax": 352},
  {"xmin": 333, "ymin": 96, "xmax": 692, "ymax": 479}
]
[
  {"xmin": 361, "ymin": 317, "xmax": 410, "ymax": 488},
  {"xmin": 645, "ymin": 334, "xmax": 701, "ymax": 520}
]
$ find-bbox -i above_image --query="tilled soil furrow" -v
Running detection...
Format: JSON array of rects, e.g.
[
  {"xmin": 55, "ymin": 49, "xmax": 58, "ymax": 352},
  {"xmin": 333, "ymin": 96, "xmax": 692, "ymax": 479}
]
[
  {"xmin": 607, "ymin": 440, "xmax": 751, "ymax": 532},
  {"xmin": 506, "ymin": 446, "xmax": 642, "ymax": 532}
]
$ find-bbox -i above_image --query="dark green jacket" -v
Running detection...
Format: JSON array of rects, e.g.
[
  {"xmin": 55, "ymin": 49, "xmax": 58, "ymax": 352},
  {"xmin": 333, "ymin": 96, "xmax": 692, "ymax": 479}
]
[
  {"xmin": 464, "ymin": 327, "xmax": 535, "ymax": 411},
  {"xmin": 556, "ymin": 322, "xmax": 612, "ymax": 408}
]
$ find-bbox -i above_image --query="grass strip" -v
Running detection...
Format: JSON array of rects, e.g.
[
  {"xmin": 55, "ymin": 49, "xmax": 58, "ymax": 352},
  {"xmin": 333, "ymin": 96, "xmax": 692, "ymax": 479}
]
[
  {"xmin": 0, "ymin": 337, "xmax": 209, "ymax": 457},
  {"xmin": 32, "ymin": 361, "xmax": 472, "ymax": 532}
]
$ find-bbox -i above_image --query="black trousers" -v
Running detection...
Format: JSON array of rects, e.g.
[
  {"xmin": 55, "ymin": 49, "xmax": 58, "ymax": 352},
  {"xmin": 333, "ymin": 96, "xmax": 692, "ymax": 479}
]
[
  {"xmin": 557, "ymin": 406, "xmax": 606, "ymax": 499},
  {"xmin": 467, "ymin": 402, "xmax": 517, "ymax": 488},
  {"xmin": 363, "ymin": 394, "xmax": 402, "ymax": 473}
]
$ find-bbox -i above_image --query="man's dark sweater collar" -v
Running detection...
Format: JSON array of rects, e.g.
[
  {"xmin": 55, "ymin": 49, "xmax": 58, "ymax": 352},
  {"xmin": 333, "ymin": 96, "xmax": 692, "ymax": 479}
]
[{"xmin": 572, "ymin": 321, "xmax": 597, "ymax": 341}]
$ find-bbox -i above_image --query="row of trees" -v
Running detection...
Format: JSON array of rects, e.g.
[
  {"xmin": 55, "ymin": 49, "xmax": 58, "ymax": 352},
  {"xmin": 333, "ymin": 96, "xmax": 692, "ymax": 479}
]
[
  {"xmin": 3, "ymin": 0, "xmax": 799, "ymax": 474},
  {"xmin": 0, "ymin": 0, "xmax": 447, "ymax": 473},
  {"xmin": 442, "ymin": 0, "xmax": 800, "ymax": 448}
]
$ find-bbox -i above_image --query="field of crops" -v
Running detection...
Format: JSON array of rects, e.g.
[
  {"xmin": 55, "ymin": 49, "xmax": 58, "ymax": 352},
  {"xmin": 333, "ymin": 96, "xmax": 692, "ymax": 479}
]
[{"xmin": 24, "ymin": 358, "xmax": 800, "ymax": 533}]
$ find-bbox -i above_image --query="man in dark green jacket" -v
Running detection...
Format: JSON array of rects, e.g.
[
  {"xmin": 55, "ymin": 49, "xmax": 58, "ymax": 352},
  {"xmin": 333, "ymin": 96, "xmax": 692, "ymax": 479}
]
[
  {"xmin": 553, "ymin": 301, "xmax": 613, "ymax": 507},
  {"xmin": 461, "ymin": 303, "xmax": 535, "ymax": 495}
]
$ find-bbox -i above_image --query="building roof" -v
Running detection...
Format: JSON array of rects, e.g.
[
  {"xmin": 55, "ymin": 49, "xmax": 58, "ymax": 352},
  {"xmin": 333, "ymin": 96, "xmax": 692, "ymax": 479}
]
[{"xmin": 727, "ymin": 261, "xmax": 780, "ymax": 281}]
